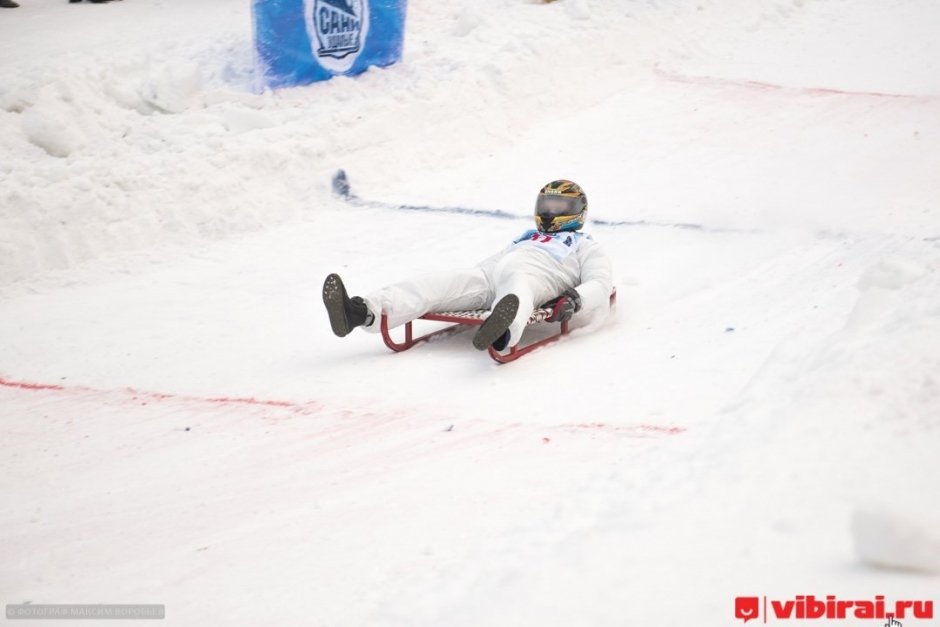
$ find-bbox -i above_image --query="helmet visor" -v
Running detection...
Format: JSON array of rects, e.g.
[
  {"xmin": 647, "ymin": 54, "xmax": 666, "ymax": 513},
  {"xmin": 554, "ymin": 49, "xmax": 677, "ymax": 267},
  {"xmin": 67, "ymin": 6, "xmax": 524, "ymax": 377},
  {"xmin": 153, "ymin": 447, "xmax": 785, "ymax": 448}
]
[{"xmin": 536, "ymin": 195, "xmax": 581, "ymax": 217}]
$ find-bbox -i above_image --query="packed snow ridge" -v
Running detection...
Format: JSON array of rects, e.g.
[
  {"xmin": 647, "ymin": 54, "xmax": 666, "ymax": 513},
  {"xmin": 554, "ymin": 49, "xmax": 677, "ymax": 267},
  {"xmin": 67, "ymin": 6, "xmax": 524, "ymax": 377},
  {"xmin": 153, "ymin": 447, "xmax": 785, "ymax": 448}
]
[{"xmin": 1, "ymin": 1, "xmax": 938, "ymax": 625}]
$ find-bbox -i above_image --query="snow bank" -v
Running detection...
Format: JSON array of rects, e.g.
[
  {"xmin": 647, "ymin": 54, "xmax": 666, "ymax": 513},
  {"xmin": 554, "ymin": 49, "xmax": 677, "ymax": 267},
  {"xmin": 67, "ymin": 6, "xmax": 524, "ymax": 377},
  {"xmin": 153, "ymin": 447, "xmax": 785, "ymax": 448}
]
[
  {"xmin": 4, "ymin": 0, "xmax": 939, "ymax": 289},
  {"xmin": 2, "ymin": 2, "xmax": 940, "ymax": 624},
  {"xmin": 0, "ymin": 10, "xmax": 268, "ymax": 286},
  {"xmin": 853, "ymin": 507, "xmax": 940, "ymax": 574}
]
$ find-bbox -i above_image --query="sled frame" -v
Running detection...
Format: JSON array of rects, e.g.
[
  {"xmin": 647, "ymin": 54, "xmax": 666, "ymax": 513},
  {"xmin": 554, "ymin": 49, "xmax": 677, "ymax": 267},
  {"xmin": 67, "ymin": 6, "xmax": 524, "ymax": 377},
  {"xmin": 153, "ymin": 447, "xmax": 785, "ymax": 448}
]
[{"xmin": 380, "ymin": 291, "xmax": 617, "ymax": 364}]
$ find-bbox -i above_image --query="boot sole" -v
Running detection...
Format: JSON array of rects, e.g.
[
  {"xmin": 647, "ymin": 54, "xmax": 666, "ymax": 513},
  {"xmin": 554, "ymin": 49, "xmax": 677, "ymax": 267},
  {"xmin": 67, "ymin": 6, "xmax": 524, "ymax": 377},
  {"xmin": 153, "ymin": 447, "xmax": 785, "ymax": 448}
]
[
  {"xmin": 473, "ymin": 294, "xmax": 520, "ymax": 351},
  {"xmin": 322, "ymin": 273, "xmax": 352, "ymax": 337}
]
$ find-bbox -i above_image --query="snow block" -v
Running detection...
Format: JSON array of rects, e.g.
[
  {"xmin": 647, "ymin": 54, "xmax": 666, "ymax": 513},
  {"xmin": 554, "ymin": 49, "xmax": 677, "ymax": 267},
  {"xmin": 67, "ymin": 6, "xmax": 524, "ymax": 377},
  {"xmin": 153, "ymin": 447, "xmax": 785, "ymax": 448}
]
[
  {"xmin": 251, "ymin": 0, "xmax": 408, "ymax": 91},
  {"xmin": 852, "ymin": 506, "xmax": 940, "ymax": 574}
]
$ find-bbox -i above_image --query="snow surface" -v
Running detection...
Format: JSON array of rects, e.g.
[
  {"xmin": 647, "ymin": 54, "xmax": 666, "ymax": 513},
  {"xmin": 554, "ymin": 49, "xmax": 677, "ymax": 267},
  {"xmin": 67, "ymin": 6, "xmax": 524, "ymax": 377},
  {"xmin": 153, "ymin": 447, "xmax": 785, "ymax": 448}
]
[{"xmin": 1, "ymin": 0, "xmax": 939, "ymax": 625}]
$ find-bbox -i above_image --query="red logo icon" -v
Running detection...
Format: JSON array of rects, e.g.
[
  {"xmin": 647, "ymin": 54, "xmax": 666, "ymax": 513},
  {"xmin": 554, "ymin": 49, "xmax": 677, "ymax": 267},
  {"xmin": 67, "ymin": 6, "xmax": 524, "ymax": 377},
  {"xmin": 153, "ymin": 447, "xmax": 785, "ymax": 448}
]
[{"xmin": 736, "ymin": 597, "xmax": 760, "ymax": 623}]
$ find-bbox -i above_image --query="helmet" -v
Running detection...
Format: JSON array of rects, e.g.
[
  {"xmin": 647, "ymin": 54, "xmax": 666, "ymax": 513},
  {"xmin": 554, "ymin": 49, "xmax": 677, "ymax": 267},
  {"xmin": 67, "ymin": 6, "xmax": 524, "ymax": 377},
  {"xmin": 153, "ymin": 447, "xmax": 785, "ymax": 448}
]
[{"xmin": 535, "ymin": 180, "xmax": 587, "ymax": 233}]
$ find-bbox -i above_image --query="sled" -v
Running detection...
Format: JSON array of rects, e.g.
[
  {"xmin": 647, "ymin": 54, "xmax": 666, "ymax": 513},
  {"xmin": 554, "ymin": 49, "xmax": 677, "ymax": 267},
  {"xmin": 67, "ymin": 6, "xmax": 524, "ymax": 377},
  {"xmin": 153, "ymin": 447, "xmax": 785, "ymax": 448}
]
[{"xmin": 380, "ymin": 291, "xmax": 616, "ymax": 364}]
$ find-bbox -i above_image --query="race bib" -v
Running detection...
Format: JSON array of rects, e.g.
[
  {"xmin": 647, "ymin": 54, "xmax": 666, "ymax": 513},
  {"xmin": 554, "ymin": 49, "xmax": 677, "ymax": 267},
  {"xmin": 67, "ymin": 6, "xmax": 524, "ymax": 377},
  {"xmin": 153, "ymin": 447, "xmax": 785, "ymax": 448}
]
[{"xmin": 511, "ymin": 230, "xmax": 584, "ymax": 261}]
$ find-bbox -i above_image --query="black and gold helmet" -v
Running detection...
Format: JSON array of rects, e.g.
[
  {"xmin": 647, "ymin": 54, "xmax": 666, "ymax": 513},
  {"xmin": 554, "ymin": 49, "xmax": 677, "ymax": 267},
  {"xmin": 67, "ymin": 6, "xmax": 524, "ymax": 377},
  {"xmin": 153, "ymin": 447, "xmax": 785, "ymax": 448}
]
[{"xmin": 535, "ymin": 180, "xmax": 587, "ymax": 233}]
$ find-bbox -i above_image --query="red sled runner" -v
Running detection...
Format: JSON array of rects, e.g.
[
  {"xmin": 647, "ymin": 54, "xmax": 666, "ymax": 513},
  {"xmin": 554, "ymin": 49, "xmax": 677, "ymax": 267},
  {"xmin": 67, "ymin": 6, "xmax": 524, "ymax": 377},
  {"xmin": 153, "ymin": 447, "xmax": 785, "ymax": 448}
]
[{"xmin": 380, "ymin": 291, "xmax": 616, "ymax": 364}]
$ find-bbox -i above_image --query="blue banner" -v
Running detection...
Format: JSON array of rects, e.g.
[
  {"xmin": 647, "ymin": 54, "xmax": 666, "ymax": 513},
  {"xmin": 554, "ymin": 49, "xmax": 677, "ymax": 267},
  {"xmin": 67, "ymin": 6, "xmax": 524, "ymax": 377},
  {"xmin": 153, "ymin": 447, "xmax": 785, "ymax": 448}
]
[{"xmin": 252, "ymin": 0, "xmax": 408, "ymax": 90}]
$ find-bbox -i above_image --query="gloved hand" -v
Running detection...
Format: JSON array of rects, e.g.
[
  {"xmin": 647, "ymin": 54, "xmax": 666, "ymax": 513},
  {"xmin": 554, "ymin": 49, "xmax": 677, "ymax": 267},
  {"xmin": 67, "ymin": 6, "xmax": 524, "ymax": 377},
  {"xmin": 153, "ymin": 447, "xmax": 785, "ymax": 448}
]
[{"xmin": 543, "ymin": 288, "xmax": 582, "ymax": 323}]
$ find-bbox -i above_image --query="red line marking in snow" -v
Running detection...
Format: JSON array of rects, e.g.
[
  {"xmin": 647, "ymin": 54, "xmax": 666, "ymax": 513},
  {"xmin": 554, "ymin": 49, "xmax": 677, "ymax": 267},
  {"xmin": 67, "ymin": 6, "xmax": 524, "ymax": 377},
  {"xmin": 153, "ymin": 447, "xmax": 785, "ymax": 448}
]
[
  {"xmin": 636, "ymin": 424, "xmax": 686, "ymax": 435},
  {"xmin": 566, "ymin": 422, "xmax": 686, "ymax": 436},
  {"xmin": 654, "ymin": 66, "xmax": 937, "ymax": 101},
  {"xmin": 0, "ymin": 379, "xmax": 69, "ymax": 392},
  {"xmin": 1, "ymin": 377, "xmax": 687, "ymax": 437},
  {"xmin": 0, "ymin": 376, "xmax": 319, "ymax": 413}
]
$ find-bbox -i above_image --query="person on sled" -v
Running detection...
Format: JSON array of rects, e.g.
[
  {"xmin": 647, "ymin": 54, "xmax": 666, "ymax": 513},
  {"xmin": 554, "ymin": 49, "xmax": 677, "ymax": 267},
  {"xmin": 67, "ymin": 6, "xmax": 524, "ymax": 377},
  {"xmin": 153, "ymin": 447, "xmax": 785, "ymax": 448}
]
[{"xmin": 323, "ymin": 179, "xmax": 613, "ymax": 351}]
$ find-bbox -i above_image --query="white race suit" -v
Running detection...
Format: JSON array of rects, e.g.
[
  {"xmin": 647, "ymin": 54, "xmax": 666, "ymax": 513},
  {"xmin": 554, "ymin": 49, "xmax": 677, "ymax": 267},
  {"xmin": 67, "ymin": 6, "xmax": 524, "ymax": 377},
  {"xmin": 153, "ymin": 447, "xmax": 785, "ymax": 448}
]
[{"xmin": 361, "ymin": 229, "xmax": 614, "ymax": 347}]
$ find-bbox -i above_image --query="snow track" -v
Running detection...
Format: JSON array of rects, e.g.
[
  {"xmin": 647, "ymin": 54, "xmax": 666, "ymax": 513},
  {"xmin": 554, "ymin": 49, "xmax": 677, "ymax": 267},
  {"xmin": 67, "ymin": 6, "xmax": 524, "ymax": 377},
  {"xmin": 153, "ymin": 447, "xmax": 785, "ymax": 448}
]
[{"xmin": 1, "ymin": 0, "xmax": 939, "ymax": 624}]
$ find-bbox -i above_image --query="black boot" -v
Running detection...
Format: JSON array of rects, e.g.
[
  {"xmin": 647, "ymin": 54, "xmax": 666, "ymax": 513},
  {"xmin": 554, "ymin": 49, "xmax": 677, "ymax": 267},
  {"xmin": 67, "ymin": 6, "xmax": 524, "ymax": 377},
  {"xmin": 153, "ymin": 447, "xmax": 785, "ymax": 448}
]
[
  {"xmin": 490, "ymin": 329, "xmax": 511, "ymax": 351},
  {"xmin": 323, "ymin": 273, "xmax": 373, "ymax": 337},
  {"xmin": 473, "ymin": 294, "xmax": 519, "ymax": 350},
  {"xmin": 1, "ymin": 0, "xmax": 20, "ymax": 8}
]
